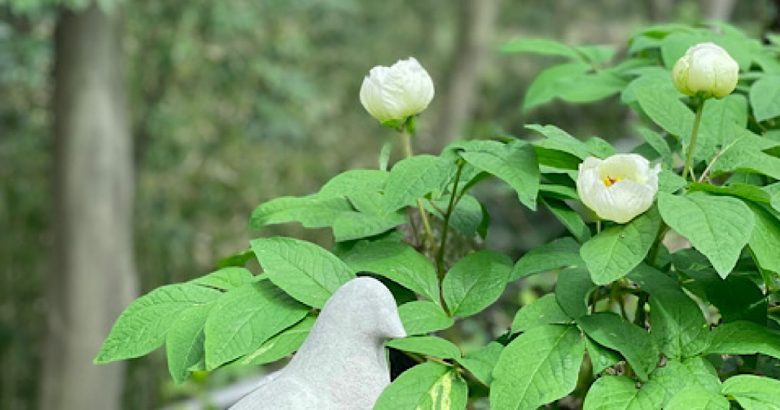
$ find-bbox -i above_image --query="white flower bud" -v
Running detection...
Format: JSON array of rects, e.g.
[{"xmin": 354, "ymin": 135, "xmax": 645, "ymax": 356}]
[
  {"xmin": 672, "ymin": 42, "xmax": 739, "ymax": 99},
  {"xmin": 576, "ymin": 154, "xmax": 660, "ymax": 224},
  {"xmin": 359, "ymin": 57, "xmax": 435, "ymax": 124}
]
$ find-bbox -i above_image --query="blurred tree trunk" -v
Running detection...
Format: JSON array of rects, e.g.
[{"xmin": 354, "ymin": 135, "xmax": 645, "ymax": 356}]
[
  {"xmin": 433, "ymin": 0, "xmax": 498, "ymax": 147},
  {"xmin": 699, "ymin": 0, "xmax": 736, "ymax": 21},
  {"xmin": 40, "ymin": 4, "xmax": 138, "ymax": 410},
  {"xmin": 645, "ymin": 0, "xmax": 676, "ymax": 21}
]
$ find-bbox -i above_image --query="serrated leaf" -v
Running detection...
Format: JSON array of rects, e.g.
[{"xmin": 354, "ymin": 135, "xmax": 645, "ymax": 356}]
[
  {"xmin": 490, "ymin": 325, "xmax": 585, "ymax": 410},
  {"xmin": 511, "ymin": 237, "xmax": 583, "ymax": 280},
  {"xmin": 628, "ymin": 264, "xmax": 708, "ymax": 358},
  {"xmin": 721, "ymin": 375, "xmax": 780, "ymax": 410},
  {"xmin": 511, "ymin": 293, "xmax": 572, "ymax": 333},
  {"xmin": 459, "ymin": 141, "xmax": 540, "ymax": 210},
  {"xmin": 703, "ymin": 320, "xmax": 780, "ymax": 360},
  {"xmin": 658, "ymin": 192, "xmax": 754, "ymax": 278},
  {"xmin": 398, "ymin": 301, "xmax": 453, "ymax": 335},
  {"xmin": 577, "ymin": 313, "xmax": 658, "ymax": 381},
  {"xmin": 203, "ymin": 281, "xmax": 308, "ymax": 369},
  {"xmin": 374, "ymin": 362, "xmax": 468, "ymax": 410},
  {"xmin": 750, "ymin": 75, "xmax": 780, "ymax": 122},
  {"xmin": 442, "ymin": 251, "xmax": 513, "ymax": 317},
  {"xmin": 251, "ymin": 237, "xmax": 355, "ymax": 308},
  {"xmin": 455, "ymin": 342, "xmax": 503, "ymax": 386},
  {"xmin": 555, "ymin": 267, "xmax": 597, "ymax": 319},
  {"xmin": 190, "ymin": 267, "xmax": 255, "ymax": 291},
  {"xmin": 340, "ymin": 240, "xmax": 439, "ymax": 303},
  {"xmin": 165, "ymin": 303, "xmax": 214, "ymax": 383},
  {"xmin": 95, "ymin": 284, "xmax": 220, "ymax": 363},
  {"xmin": 580, "ymin": 207, "xmax": 660, "ymax": 285},
  {"xmin": 240, "ymin": 316, "xmax": 315, "ymax": 366},
  {"xmin": 386, "ymin": 336, "xmax": 461, "ymax": 359},
  {"xmin": 250, "ymin": 195, "xmax": 352, "ymax": 230},
  {"xmin": 383, "ymin": 155, "xmax": 453, "ymax": 212}
]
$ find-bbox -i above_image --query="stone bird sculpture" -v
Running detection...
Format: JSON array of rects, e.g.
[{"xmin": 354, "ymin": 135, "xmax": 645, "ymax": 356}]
[{"xmin": 230, "ymin": 277, "xmax": 406, "ymax": 410}]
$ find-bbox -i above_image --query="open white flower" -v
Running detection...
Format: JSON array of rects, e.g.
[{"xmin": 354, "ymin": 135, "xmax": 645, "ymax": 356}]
[
  {"xmin": 359, "ymin": 57, "xmax": 434, "ymax": 124},
  {"xmin": 672, "ymin": 42, "xmax": 739, "ymax": 99},
  {"xmin": 576, "ymin": 154, "xmax": 660, "ymax": 224}
]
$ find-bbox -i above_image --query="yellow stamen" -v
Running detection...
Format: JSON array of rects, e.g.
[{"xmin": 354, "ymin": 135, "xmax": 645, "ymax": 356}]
[{"xmin": 603, "ymin": 176, "xmax": 621, "ymax": 187}]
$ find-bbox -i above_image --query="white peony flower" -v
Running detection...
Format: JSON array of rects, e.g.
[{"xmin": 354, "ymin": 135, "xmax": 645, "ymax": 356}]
[
  {"xmin": 576, "ymin": 154, "xmax": 660, "ymax": 224},
  {"xmin": 672, "ymin": 42, "xmax": 739, "ymax": 99},
  {"xmin": 359, "ymin": 57, "xmax": 435, "ymax": 124}
]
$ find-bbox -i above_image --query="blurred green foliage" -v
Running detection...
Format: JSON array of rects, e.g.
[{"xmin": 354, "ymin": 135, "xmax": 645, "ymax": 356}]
[{"xmin": 0, "ymin": 0, "xmax": 777, "ymax": 408}]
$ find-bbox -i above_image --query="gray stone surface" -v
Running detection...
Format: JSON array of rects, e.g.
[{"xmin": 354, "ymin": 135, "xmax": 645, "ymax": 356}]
[{"xmin": 230, "ymin": 277, "xmax": 406, "ymax": 410}]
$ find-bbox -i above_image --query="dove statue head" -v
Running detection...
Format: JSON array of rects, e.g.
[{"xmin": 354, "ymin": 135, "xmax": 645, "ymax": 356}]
[{"xmin": 320, "ymin": 276, "xmax": 407, "ymax": 340}]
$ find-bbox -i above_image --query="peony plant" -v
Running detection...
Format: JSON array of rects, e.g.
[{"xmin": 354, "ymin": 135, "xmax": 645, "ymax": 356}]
[{"xmin": 96, "ymin": 22, "xmax": 780, "ymax": 409}]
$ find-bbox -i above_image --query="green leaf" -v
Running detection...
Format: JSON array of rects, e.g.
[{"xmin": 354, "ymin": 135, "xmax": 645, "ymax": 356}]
[
  {"xmin": 585, "ymin": 337, "xmax": 621, "ymax": 376},
  {"xmin": 721, "ymin": 375, "xmax": 780, "ymax": 410},
  {"xmin": 700, "ymin": 94, "xmax": 748, "ymax": 146},
  {"xmin": 659, "ymin": 169, "xmax": 687, "ymax": 193},
  {"xmin": 251, "ymin": 237, "xmax": 355, "ymax": 308},
  {"xmin": 459, "ymin": 140, "xmax": 540, "ymax": 210},
  {"xmin": 628, "ymin": 264, "xmax": 708, "ymax": 358},
  {"xmin": 500, "ymin": 38, "xmax": 580, "ymax": 59},
  {"xmin": 710, "ymin": 128, "xmax": 780, "ymax": 180},
  {"xmin": 239, "ymin": 316, "xmax": 315, "ymax": 366},
  {"xmin": 584, "ymin": 357, "xmax": 722, "ymax": 410},
  {"xmin": 191, "ymin": 267, "xmax": 255, "ymax": 291},
  {"xmin": 511, "ymin": 293, "xmax": 572, "ymax": 333},
  {"xmin": 442, "ymin": 251, "xmax": 512, "ymax": 317},
  {"xmin": 556, "ymin": 71, "xmax": 626, "ymax": 104},
  {"xmin": 636, "ymin": 126, "xmax": 672, "ymax": 166},
  {"xmin": 542, "ymin": 198, "xmax": 592, "ymax": 243},
  {"xmin": 318, "ymin": 169, "xmax": 389, "ymax": 198},
  {"xmin": 386, "ymin": 336, "xmax": 461, "ymax": 359},
  {"xmin": 665, "ymin": 386, "xmax": 729, "ymax": 410},
  {"xmin": 750, "ymin": 75, "xmax": 780, "ymax": 122},
  {"xmin": 340, "ymin": 240, "xmax": 439, "ymax": 303},
  {"xmin": 398, "ymin": 301, "xmax": 453, "ymax": 335},
  {"xmin": 748, "ymin": 203, "xmax": 780, "ymax": 273},
  {"xmin": 203, "ymin": 281, "xmax": 308, "ymax": 369},
  {"xmin": 634, "ymin": 81, "xmax": 716, "ymax": 160},
  {"xmin": 95, "ymin": 284, "xmax": 220, "ymax": 363},
  {"xmin": 250, "ymin": 195, "xmax": 352, "ymax": 230},
  {"xmin": 426, "ymin": 194, "xmax": 487, "ymax": 239},
  {"xmin": 583, "ymin": 375, "xmax": 662, "ymax": 410},
  {"xmin": 332, "ymin": 192, "xmax": 406, "ymax": 242},
  {"xmin": 165, "ymin": 303, "xmax": 214, "ymax": 383},
  {"xmin": 511, "ymin": 237, "xmax": 583, "ymax": 280},
  {"xmin": 374, "ymin": 362, "xmax": 468, "ymax": 410},
  {"xmin": 703, "ymin": 320, "xmax": 780, "ymax": 360},
  {"xmin": 523, "ymin": 63, "xmax": 591, "ymax": 111},
  {"xmin": 555, "ymin": 267, "xmax": 597, "ymax": 319},
  {"xmin": 490, "ymin": 325, "xmax": 585, "ymax": 410},
  {"xmin": 688, "ymin": 182, "xmax": 772, "ymax": 205},
  {"xmin": 580, "ymin": 207, "xmax": 660, "ymax": 285},
  {"xmin": 383, "ymin": 155, "xmax": 453, "ymax": 212},
  {"xmin": 455, "ymin": 342, "xmax": 503, "ymax": 386},
  {"xmin": 527, "ymin": 124, "xmax": 592, "ymax": 159},
  {"xmin": 658, "ymin": 192, "xmax": 754, "ymax": 277},
  {"xmin": 577, "ymin": 313, "xmax": 658, "ymax": 381}
]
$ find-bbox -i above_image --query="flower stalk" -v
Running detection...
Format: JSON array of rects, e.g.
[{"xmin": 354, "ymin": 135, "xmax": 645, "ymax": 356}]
[{"xmin": 682, "ymin": 98, "xmax": 704, "ymax": 181}]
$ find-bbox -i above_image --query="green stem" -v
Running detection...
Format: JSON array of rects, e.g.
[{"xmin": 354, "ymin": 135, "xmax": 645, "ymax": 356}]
[
  {"xmin": 400, "ymin": 130, "xmax": 436, "ymax": 251},
  {"xmin": 682, "ymin": 98, "xmax": 705, "ymax": 181},
  {"xmin": 435, "ymin": 161, "xmax": 464, "ymax": 278}
]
